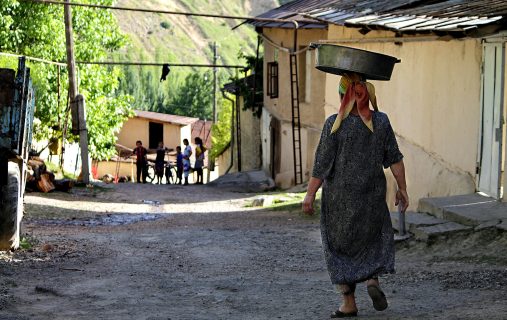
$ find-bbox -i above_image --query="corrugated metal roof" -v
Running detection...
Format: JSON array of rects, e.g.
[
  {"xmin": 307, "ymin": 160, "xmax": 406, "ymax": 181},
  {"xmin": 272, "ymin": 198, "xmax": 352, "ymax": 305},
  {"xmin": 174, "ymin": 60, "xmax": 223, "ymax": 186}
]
[
  {"xmin": 252, "ymin": 0, "xmax": 507, "ymax": 35},
  {"xmin": 134, "ymin": 110, "xmax": 199, "ymax": 126},
  {"xmin": 253, "ymin": 1, "xmax": 328, "ymax": 29}
]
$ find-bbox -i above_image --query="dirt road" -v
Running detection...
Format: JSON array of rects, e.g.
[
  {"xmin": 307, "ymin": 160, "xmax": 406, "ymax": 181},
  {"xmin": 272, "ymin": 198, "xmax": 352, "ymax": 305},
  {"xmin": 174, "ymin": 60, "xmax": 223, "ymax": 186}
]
[{"xmin": 1, "ymin": 183, "xmax": 506, "ymax": 319}]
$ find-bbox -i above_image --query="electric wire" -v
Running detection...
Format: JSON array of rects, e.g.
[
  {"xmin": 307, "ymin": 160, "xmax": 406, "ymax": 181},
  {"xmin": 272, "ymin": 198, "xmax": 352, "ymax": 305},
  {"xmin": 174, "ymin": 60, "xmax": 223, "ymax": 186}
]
[
  {"xmin": 0, "ymin": 52, "xmax": 246, "ymax": 69},
  {"xmin": 24, "ymin": 0, "xmax": 299, "ymax": 25}
]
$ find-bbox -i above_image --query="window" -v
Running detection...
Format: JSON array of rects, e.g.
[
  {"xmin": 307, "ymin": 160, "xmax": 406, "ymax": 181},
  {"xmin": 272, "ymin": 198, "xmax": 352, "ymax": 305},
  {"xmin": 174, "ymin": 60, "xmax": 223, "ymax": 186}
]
[{"xmin": 267, "ymin": 62, "xmax": 278, "ymax": 99}]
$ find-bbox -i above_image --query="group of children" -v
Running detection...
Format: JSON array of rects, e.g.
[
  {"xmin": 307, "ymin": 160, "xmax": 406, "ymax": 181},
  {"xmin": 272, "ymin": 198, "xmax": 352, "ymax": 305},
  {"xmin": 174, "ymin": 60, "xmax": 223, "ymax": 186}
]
[{"xmin": 145, "ymin": 137, "xmax": 206, "ymax": 185}]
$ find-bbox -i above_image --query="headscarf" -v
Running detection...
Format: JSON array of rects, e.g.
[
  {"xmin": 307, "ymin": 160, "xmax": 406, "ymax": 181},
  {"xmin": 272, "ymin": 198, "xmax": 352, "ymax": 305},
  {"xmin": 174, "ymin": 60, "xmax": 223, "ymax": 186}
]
[{"xmin": 332, "ymin": 74, "xmax": 378, "ymax": 133}]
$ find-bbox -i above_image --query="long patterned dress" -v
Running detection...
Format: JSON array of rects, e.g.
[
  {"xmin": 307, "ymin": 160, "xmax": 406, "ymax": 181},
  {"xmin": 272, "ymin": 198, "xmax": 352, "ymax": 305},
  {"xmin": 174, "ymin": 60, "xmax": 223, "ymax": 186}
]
[{"xmin": 312, "ymin": 112, "xmax": 403, "ymax": 285}]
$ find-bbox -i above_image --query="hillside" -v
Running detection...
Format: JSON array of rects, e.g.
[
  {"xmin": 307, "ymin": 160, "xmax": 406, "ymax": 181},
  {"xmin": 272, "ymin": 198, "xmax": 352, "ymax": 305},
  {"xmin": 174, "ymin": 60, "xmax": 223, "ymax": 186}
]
[
  {"xmin": 114, "ymin": 0, "xmax": 278, "ymax": 65},
  {"xmin": 112, "ymin": 0, "xmax": 280, "ymax": 116}
]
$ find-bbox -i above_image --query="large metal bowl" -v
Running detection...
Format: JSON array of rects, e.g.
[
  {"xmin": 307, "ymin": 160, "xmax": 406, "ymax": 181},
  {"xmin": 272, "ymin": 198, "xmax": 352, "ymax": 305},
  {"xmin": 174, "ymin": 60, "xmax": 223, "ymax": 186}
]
[{"xmin": 313, "ymin": 44, "xmax": 401, "ymax": 81}]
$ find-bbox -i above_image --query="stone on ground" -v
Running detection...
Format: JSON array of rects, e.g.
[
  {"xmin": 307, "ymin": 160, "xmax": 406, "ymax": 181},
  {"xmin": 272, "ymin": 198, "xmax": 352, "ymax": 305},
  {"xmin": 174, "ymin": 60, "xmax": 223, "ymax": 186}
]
[{"xmin": 208, "ymin": 170, "xmax": 275, "ymax": 193}]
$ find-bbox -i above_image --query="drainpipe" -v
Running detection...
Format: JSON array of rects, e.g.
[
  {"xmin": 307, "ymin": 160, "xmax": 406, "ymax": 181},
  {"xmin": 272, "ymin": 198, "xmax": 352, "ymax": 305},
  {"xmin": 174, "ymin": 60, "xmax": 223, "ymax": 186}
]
[
  {"xmin": 236, "ymin": 92, "xmax": 242, "ymax": 172},
  {"xmin": 292, "ymin": 21, "xmax": 299, "ymax": 50},
  {"xmin": 221, "ymin": 90, "xmax": 235, "ymax": 174}
]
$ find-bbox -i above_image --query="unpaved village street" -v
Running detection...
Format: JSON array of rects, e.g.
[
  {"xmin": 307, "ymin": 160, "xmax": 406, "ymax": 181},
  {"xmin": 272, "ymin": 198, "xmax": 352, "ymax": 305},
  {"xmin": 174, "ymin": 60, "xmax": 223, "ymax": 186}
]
[{"xmin": 1, "ymin": 183, "xmax": 507, "ymax": 320}]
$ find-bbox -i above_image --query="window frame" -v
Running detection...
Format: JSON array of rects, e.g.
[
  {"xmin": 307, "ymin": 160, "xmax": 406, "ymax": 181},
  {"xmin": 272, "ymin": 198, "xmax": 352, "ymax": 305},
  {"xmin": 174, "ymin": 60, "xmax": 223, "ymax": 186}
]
[{"xmin": 267, "ymin": 61, "xmax": 279, "ymax": 99}]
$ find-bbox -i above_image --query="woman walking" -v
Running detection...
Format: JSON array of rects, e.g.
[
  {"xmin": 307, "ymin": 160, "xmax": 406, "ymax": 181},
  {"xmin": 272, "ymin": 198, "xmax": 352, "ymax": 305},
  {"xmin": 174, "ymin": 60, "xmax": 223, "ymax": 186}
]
[{"xmin": 303, "ymin": 73, "xmax": 409, "ymax": 318}]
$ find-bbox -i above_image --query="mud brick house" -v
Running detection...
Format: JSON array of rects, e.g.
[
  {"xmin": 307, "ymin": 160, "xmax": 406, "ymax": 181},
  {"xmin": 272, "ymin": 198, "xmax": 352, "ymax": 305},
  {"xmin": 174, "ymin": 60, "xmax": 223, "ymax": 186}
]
[
  {"xmin": 95, "ymin": 110, "xmax": 198, "ymax": 180},
  {"xmin": 250, "ymin": 0, "xmax": 507, "ymax": 208}
]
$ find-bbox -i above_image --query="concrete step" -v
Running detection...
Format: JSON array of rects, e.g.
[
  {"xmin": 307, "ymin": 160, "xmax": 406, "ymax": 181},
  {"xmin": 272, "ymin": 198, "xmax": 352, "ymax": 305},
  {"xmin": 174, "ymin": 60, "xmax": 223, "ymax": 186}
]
[
  {"xmin": 391, "ymin": 211, "xmax": 446, "ymax": 231},
  {"xmin": 391, "ymin": 211, "xmax": 472, "ymax": 242},
  {"xmin": 417, "ymin": 193, "xmax": 507, "ymax": 227}
]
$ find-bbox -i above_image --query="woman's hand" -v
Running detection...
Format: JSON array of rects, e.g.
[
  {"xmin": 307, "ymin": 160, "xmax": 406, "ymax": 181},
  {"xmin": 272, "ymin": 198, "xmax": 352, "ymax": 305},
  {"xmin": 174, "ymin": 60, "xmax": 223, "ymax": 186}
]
[
  {"xmin": 391, "ymin": 160, "xmax": 409, "ymax": 213},
  {"xmin": 395, "ymin": 189, "xmax": 409, "ymax": 213},
  {"xmin": 302, "ymin": 177, "xmax": 323, "ymax": 215},
  {"xmin": 302, "ymin": 193, "xmax": 316, "ymax": 215}
]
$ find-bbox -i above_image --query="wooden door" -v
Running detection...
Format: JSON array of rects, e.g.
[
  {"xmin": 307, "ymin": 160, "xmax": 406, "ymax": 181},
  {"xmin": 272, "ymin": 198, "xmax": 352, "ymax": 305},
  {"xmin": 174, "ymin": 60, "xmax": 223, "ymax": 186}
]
[{"xmin": 478, "ymin": 42, "xmax": 505, "ymax": 198}]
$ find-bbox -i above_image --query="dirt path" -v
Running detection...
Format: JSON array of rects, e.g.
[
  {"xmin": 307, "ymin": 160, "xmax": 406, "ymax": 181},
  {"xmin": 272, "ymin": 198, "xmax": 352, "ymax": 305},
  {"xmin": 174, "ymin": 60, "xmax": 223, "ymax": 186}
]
[{"xmin": 1, "ymin": 183, "xmax": 507, "ymax": 320}]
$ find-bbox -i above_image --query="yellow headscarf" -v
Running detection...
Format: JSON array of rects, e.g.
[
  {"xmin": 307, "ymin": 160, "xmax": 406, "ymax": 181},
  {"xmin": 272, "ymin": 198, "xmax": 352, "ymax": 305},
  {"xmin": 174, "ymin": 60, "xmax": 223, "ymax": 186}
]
[{"xmin": 332, "ymin": 75, "xmax": 378, "ymax": 133}]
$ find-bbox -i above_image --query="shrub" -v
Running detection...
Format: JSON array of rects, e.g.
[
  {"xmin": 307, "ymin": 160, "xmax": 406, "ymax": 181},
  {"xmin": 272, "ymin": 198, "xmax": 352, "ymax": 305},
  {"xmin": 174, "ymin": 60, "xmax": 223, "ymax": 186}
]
[{"xmin": 160, "ymin": 21, "xmax": 171, "ymax": 29}]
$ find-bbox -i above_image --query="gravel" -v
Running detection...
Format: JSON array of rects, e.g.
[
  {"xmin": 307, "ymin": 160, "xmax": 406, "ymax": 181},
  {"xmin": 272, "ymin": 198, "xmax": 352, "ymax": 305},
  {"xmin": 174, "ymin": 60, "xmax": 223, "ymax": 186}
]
[{"xmin": 0, "ymin": 183, "xmax": 505, "ymax": 320}]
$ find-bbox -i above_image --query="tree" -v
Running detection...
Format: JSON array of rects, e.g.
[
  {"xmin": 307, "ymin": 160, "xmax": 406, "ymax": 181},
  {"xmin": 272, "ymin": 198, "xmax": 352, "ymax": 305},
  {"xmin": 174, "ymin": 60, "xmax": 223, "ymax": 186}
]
[
  {"xmin": 0, "ymin": 0, "xmax": 132, "ymax": 160},
  {"xmin": 168, "ymin": 70, "xmax": 217, "ymax": 120},
  {"xmin": 210, "ymin": 94, "xmax": 232, "ymax": 160},
  {"xmin": 228, "ymin": 52, "xmax": 263, "ymax": 117}
]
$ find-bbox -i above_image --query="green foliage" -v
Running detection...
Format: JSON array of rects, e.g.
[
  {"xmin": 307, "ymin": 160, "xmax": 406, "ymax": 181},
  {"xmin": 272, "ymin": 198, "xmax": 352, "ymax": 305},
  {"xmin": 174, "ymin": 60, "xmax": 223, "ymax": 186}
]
[
  {"xmin": 228, "ymin": 51, "xmax": 263, "ymax": 117},
  {"xmin": 160, "ymin": 21, "xmax": 170, "ymax": 29},
  {"xmin": 168, "ymin": 70, "xmax": 222, "ymax": 119},
  {"xmin": 210, "ymin": 93, "xmax": 233, "ymax": 160},
  {"xmin": 19, "ymin": 236, "xmax": 35, "ymax": 250},
  {"xmin": 114, "ymin": 0, "xmax": 260, "ymax": 117},
  {"xmin": 267, "ymin": 192, "xmax": 321, "ymax": 218},
  {"xmin": 0, "ymin": 0, "xmax": 132, "ymax": 160},
  {"xmin": 116, "ymin": 48, "xmax": 185, "ymax": 115}
]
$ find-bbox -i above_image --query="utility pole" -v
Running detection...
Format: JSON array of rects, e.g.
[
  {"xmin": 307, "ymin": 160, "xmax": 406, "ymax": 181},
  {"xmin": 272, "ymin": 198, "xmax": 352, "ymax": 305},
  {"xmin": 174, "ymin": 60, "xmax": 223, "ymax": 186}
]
[
  {"xmin": 64, "ymin": 0, "xmax": 77, "ymax": 103},
  {"xmin": 205, "ymin": 42, "xmax": 218, "ymax": 184},
  {"xmin": 212, "ymin": 41, "xmax": 217, "ymax": 122},
  {"xmin": 64, "ymin": 0, "xmax": 90, "ymax": 184}
]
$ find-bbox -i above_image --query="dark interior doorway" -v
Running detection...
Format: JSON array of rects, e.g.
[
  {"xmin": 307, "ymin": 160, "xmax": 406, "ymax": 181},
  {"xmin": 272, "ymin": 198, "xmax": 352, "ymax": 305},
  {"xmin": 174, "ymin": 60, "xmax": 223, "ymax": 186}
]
[
  {"xmin": 270, "ymin": 117, "xmax": 281, "ymax": 180},
  {"xmin": 149, "ymin": 122, "xmax": 163, "ymax": 149}
]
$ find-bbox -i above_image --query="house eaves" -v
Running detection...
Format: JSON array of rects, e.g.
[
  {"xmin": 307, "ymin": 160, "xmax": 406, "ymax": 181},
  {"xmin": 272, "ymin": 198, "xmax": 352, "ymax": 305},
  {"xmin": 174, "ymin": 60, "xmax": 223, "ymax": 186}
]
[
  {"xmin": 134, "ymin": 110, "xmax": 199, "ymax": 126},
  {"xmin": 253, "ymin": 0, "xmax": 507, "ymax": 37},
  {"xmin": 250, "ymin": 0, "xmax": 329, "ymax": 29}
]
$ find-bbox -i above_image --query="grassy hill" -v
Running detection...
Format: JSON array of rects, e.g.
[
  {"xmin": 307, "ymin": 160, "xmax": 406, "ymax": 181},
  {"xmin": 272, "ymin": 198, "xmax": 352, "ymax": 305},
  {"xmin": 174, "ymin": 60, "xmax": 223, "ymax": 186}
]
[{"xmin": 112, "ymin": 0, "xmax": 280, "ymax": 116}]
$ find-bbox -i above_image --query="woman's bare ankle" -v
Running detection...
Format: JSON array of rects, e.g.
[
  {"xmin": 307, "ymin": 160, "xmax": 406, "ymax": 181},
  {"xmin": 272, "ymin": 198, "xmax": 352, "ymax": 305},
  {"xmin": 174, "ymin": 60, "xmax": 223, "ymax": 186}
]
[
  {"xmin": 340, "ymin": 295, "xmax": 358, "ymax": 312},
  {"xmin": 367, "ymin": 278, "xmax": 380, "ymax": 287}
]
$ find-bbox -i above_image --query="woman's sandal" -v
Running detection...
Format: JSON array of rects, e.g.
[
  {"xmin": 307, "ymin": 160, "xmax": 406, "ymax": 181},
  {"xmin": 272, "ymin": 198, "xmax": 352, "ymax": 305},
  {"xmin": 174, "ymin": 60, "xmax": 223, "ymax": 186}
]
[
  {"xmin": 367, "ymin": 285, "xmax": 388, "ymax": 311},
  {"xmin": 330, "ymin": 309, "xmax": 358, "ymax": 318}
]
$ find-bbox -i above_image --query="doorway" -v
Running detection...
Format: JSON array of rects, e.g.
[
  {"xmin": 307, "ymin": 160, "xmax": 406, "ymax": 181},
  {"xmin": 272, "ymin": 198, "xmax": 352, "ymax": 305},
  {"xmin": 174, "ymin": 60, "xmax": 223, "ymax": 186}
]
[
  {"xmin": 478, "ymin": 42, "xmax": 505, "ymax": 199},
  {"xmin": 149, "ymin": 122, "xmax": 163, "ymax": 149},
  {"xmin": 269, "ymin": 117, "xmax": 281, "ymax": 180}
]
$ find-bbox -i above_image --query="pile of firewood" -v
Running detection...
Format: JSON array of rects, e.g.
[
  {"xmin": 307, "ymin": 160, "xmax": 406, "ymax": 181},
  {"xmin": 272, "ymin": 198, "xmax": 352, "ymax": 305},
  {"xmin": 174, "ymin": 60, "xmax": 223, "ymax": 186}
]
[{"xmin": 26, "ymin": 157, "xmax": 74, "ymax": 193}]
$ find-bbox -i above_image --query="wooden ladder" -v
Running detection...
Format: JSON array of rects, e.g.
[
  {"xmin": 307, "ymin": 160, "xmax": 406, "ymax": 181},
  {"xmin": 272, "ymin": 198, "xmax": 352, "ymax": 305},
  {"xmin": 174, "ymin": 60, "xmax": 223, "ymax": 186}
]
[{"xmin": 289, "ymin": 53, "xmax": 303, "ymax": 185}]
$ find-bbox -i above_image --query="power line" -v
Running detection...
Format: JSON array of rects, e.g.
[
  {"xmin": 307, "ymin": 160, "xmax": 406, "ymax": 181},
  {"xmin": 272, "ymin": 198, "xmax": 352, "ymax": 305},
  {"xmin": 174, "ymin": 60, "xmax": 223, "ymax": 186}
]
[
  {"xmin": 76, "ymin": 61, "xmax": 246, "ymax": 68},
  {"xmin": 0, "ymin": 51, "xmax": 67, "ymax": 67},
  {"xmin": 24, "ymin": 0, "xmax": 299, "ymax": 25},
  {"xmin": 16, "ymin": 1, "xmax": 302, "ymax": 69},
  {"xmin": 0, "ymin": 52, "xmax": 246, "ymax": 69}
]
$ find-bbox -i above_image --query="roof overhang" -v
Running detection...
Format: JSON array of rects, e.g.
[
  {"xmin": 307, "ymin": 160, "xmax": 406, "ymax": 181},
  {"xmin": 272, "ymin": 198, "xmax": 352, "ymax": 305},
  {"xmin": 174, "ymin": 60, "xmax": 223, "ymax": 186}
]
[
  {"xmin": 133, "ymin": 110, "xmax": 199, "ymax": 126},
  {"xmin": 251, "ymin": 1, "xmax": 507, "ymax": 38}
]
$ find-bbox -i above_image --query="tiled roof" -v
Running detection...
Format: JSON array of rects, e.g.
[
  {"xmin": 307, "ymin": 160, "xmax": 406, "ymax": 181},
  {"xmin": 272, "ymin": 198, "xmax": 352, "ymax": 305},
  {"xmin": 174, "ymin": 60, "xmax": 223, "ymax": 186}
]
[
  {"xmin": 134, "ymin": 110, "xmax": 199, "ymax": 126},
  {"xmin": 252, "ymin": 0, "xmax": 507, "ymax": 35}
]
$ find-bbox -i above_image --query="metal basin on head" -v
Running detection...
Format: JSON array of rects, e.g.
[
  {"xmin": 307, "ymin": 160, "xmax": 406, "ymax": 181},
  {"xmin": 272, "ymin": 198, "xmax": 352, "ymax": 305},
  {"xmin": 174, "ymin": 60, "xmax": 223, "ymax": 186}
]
[{"xmin": 313, "ymin": 44, "xmax": 401, "ymax": 81}]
